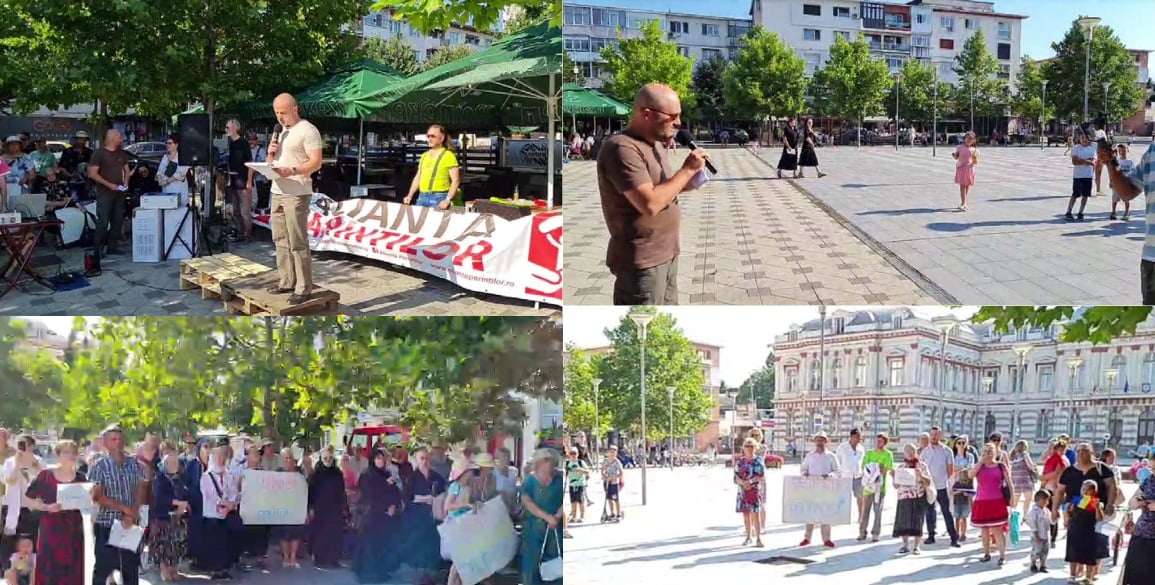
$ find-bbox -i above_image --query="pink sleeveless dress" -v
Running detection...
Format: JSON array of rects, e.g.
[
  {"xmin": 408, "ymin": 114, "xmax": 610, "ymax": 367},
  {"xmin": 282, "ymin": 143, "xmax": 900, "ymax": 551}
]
[
  {"xmin": 970, "ymin": 463, "xmax": 1009, "ymax": 528},
  {"xmin": 954, "ymin": 144, "xmax": 976, "ymax": 186}
]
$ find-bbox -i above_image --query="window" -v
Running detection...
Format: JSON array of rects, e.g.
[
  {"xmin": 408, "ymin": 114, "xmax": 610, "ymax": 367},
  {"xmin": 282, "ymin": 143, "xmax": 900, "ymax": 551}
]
[
  {"xmin": 940, "ymin": 39, "xmax": 954, "ymax": 50},
  {"xmin": 592, "ymin": 8, "xmax": 626, "ymax": 28},
  {"xmin": 563, "ymin": 36, "xmax": 591, "ymax": 52},
  {"xmin": 941, "ymin": 16, "xmax": 954, "ymax": 31},
  {"xmin": 810, "ymin": 360, "xmax": 821, "ymax": 390},
  {"xmin": 831, "ymin": 358, "xmax": 843, "ymax": 389},
  {"xmin": 803, "ymin": 29, "xmax": 821, "ymax": 41},
  {"xmin": 464, "ymin": 34, "xmax": 480, "ymax": 46},
  {"xmin": 787, "ymin": 331, "xmax": 798, "ymax": 342},
  {"xmin": 893, "ymin": 315, "xmax": 904, "ymax": 329},
  {"xmin": 591, "ymin": 37, "xmax": 615, "ymax": 52},
  {"xmin": 916, "ymin": 13, "xmax": 927, "ymax": 24},
  {"xmin": 787, "ymin": 367, "xmax": 799, "ymax": 392},
  {"xmin": 803, "ymin": 4, "xmax": 821, "ymax": 16},
  {"xmin": 677, "ymin": 46, "xmax": 690, "ymax": 58},
  {"xmin": 998, "ymin": 64, "xmax": 1011, "ymax": 79},
  {"xmin": 698, "ymin": 349, "xmax": 712, "ymax": 361},
  {"xmin": 833, "ymin": 6, "xmax": 851, "ymax": 18},
  {"xmin": 702, "ymin": 48, "xmax": 723, "ymax": 61},
  {"xmin": 835, "ymin": 31, "xmax": 851, "ymax": 41},
  {"xmin": 448, "ymin": 31, "xmax": 462, "ymax": 44},
  {"xmin": 998, "ymin": 21, "xmax": 1011, "ymax": 40},
  {"xmin": 938, "ymin": 61, "xmax": 952, "ymax": 76},
  {"xmin": 1108, "ymin": 354, "xmax": 1126, "ymax": 390},
  {"xmin": 997, "ymin": 43, "xmax": 1011, "ymax": 60},
  {"xmin": 889, "ymin": 358, "xmax": 904, "ymax": 387},
  {"xmin": 833, "ymin": 317, "xmax": 846, "ymax": 334},
  {"xmin": 887, "ymin": 57, "xmax": 903, "ymax": 70},
  {"xmin": 1037, "ymin": 409, "xmax": 1052, "ymax": 441},
  {"xmin": 1069, "ymin": 361, "xmax": 1083, "ymax": 390},
  {"xmin": 913, "ymin": 35, "xmax": 929, "ymax": 47},
  {"xmin": 1145, "ymin": 354, "xmax": 1155, "ymax": 384},
  {"xmin": 855, "ymin": 356, "xmax": 868, "ymax": 388},
  {"xmin": 564, "ymin": 6, "xmax": 592, "ymax": 26},
  {"xmin": 805, "ymin": 53, "xmax": 821, "ymax": 73},
  {"xmin": 702, "ymin": 24, "xmax": 720, "ymax": 37},
  {"xmin": 670, "ymin": 21, "xmax": 689, "ymax": 35},
  {"xmin": 965, "ymin": 18, "xmax": 978, "ymax": 30},
  {"xmin": 1039, "ymin": 365, "xmax": 1054, "ymax": 394},
  {"xmin": 984, "ymin": 368, "xmax": 999, "ymax": 393},
  {"xmin": 1139, "ymin": 408, "xmax": 1155, "ymax": 446}
]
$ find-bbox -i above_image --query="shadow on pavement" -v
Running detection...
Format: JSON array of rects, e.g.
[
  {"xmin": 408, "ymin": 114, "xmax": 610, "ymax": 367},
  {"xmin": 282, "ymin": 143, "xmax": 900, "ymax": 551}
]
[
  {"xmin": 925, "ymin": 216, "xmax": 1072, "ymax": 232},
  {"xmin": 859, "ymin": 208, "xmax": 951, "ymax": 216}
]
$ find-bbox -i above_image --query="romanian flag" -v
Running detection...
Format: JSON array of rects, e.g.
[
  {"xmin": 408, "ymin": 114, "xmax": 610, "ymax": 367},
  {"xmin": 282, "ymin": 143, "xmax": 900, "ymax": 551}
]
[{"xmin": 1076, "ymin": 495, "xmax": 1099, "ymax": 510}]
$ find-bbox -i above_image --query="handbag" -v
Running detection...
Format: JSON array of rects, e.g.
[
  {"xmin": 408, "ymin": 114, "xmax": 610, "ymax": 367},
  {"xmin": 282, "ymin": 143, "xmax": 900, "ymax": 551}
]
[
  {"xmin": 1000, "ymin": 464, "xmax": 1012, "ymax": 505},
  {"xmin": 208, "ymin": 472, "xmax": 243, "ymax": 530},
  {"xmin": 540, "ymin": 527, "xmax": 563, "ymax": 582}
]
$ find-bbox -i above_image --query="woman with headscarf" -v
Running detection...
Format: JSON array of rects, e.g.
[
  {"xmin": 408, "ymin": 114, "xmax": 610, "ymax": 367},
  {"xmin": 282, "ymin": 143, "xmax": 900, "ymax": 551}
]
[
  {"xmin": 353, "ymin": 450, "xmax": 402, "ymax": 583},
  {"xmin": 520, "ymin": 448, "xmax": 564, "ymax": 585},
  {"xmin": 200, "ymin": 446, "xmax": 238, "ymax": 580},
  {"xmin": 181, "ymin": 440, "xmax": 210, "ymax": 570},
  {"xmin": 777, "ymin": 118, "xmax": 799, "ymax": 179},
  {"xmin": 150, "ymin": 453, "xmax": 190, "ymax": 582},
  {"xmin": 309, "ymin": 446, "xmax": 348, "ymax": 569},
  {"xmin": 403, "ymin": 447, "xmax": 446, "ymax": 585}
]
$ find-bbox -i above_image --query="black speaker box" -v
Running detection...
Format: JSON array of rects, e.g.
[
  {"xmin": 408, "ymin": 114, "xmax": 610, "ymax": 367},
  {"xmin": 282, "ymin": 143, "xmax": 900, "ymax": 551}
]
[{"xmin": 177, "ymin": 113, "xmax": 211, "ymax": 166}]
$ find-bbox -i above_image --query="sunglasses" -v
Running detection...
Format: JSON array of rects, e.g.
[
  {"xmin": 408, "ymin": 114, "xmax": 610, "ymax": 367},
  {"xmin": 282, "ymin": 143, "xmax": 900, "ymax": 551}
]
[{"xmin": 165, "ymin": 141, "xmax": 175, "ymax": 145}]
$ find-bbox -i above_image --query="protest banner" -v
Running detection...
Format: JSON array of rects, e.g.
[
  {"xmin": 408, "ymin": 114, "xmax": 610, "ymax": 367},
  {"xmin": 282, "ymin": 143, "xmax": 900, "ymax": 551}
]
[
  {"xmin": 782, "ymin": 476, "xmax": 853, "ymax": 525},
  {"xmin": 239, "ymin": 470, "xmax": 308, "ymax": 525},
  {"xmin": 56, "ymin": 482, "xmax": 94, "ymax": 512},
  {"xmin": 437, "ymin": 497, "xmax": 518, "ymax": 585},
  {"xmin": 254, "ymin": 196, "xmax": 562, "ymax": 306}
]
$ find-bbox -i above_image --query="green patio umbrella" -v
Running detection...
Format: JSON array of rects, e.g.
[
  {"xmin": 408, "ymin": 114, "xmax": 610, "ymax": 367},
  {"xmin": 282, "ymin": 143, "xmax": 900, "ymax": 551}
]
[
  {"xmin": 358, "ymin": 20, "xmax": 562, "ymax": 206},
  {"xmin": 562, "ymin": 84, "xmax": 629, "ymax": 117}
]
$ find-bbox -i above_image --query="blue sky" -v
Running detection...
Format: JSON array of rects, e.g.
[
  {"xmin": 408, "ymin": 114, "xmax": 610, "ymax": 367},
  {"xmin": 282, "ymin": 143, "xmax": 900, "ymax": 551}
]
[{"xmin": 571, "ymin": 0, "xmax": 1155, "ymax": 59}]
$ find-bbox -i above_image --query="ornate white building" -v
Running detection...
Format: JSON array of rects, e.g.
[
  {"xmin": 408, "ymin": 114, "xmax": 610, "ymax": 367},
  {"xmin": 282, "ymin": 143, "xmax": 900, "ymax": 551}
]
[{"xmin": 770, "ymin": 308, "xmax": 1155, "ymax": 453}]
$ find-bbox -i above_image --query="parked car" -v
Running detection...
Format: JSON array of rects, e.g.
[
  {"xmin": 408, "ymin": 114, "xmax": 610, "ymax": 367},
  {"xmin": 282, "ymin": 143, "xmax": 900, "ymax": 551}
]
[
  {"xmin": 125, "ymin": 141, "xmax": 168, "ymax": 161},
  {"xmin": 46, "ymin": 141, "xmax": 70, "ymax": 161}
]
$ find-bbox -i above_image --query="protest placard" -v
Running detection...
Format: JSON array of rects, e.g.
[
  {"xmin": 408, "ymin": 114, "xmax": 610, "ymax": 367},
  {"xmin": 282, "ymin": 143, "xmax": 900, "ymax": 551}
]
[
  {"xmin": 782, "ymin": 476, "xmax": 853, "ymax": 525},
  {"xmin": 437, "ymin": 497, "xmax": 518, "ymax": 585},
  {"xmin": 239, "ymin": 470, "xmax": 308, "ymax": 525},
  {"xmin": 56, "ymin": 482, "xmax": 94, "ymax": 512}
]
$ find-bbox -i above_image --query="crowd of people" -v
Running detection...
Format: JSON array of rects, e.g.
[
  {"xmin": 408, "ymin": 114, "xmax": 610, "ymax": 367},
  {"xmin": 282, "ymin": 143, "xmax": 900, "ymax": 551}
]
[
  {"xmin": 0, "ymin": 425, "xmax": 565, "ymax": 585},
  {"xmin": 734, "ymin": 424, "xmax": 1152, "ymax": 584}
]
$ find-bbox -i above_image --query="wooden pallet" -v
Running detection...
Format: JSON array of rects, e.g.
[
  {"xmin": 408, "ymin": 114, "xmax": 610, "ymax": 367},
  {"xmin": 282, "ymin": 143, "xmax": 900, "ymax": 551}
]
[
  {"xmin": 180, "ymin": 254, "xmax": 272, "ymax": 300},
  {"xmin": 219, "ymin": 271, "xmax": 340, "ymax": 316}
]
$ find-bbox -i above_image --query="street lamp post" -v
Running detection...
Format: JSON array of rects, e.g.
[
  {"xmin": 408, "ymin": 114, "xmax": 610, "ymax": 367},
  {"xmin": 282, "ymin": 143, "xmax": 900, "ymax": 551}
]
[
  {"xmin": 667, "ymin": 385, "xmax": 675, "ymax": 469},
  {"xmin": 1069, "ymin": 358, "xmax": 1083, "ymax": 437},
  {"xmin": 1103, "ymin": 81, "xmax": 1111, "ymax": 131},
  {"xmin": 933, "ymin": 63, "xmax": 939, "ymax": 157},
  {"xmin": 934, "ymin": 321, "xmax": 955, "ymax": 429},
  {"xmin": 592, "ymin": 377, "xmax": 602, "ymax": 466},
  {"xmin": 1012, "ymin": 344, "xmax": 1033, "ymax": 441},
  {"xmin": 628, "ymin": 312, "xmax": 654, "ymax": 506},
  {"xmin": 893, "ymin": 72, "xmax": 901, "ymax": 151},
  {"xmin": 1041, "ymin": 79, "xmax": 1049, "ymax": 148},
  {"xmin": 1078, "ymin": 17, "xmax": 1102, "ymax": 123}
]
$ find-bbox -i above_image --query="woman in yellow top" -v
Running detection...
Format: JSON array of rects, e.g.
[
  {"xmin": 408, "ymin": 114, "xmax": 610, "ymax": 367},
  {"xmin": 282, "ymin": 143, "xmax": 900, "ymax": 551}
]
[{"xmin": 404, "ymin": 124, "xmax": 461, "ymax": 209}]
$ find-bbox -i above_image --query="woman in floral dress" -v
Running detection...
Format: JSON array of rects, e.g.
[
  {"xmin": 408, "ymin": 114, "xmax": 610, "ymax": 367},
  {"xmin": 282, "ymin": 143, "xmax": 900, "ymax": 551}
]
[
  {"xmin": 734, "ymin": 437, "xmax": 765, "ymax": 547},
  {"xmin": 24, "ymin": 440, "xmax": 85, "ymax": 585},
  {"xmin": 893, "ymin": 443, "xmax": 933, "ymax": 554},
  {"xmin": 150, "ymin": 453, "xmax": 190, "ymax": 582}
]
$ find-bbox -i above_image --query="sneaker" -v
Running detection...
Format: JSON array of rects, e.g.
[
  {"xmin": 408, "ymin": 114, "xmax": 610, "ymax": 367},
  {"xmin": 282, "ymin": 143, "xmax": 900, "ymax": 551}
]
[
  {"xmin": 912, "ymin": 548, "xmax": 921, "ymax": 555},
  {"xmin": 1065, "ymin": 213, "xmax": 1075, "ymax": 222},
  {"xmin": 1077, "ymin": 213, "xmax": 1085, "ymax": 221},
  {"xmin": 899, "ymin": 546, "xmax": 910, "ymax": 554},
  {"xmin": 950, "ymin": 541, "xmax": 961, "ymax": 548}
]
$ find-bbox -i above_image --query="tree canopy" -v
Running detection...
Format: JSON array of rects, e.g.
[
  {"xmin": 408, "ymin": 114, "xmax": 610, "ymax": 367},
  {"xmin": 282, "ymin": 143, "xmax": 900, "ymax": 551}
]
[
  {"xmin": 600, "ymin": 19, "xmax": 696, "ymax": 110},
  {"xmin": 737, "ymin": 353, "xmax": 775, "ymax": 409},
  {"xmin": 812, "ymin": 36, "xmax": 891, "ymax": 144},
  {"xmin": 2, "ymin": 317, "xmax": 561, "ymax": 446},
  {"xmin": 1011, "ymin": 56, "xmax": 1055, "ymax": 129},
  {"xmin": 1041, "ymin": 18, "xmax": 1144, "ymax": 124},
  {"xmin": 886, "ymin": 59, "xmax": 949, "ymax": 130},
  {"xmin": 693, "ymin": 57, "xmax": 730, "ymax": 123},
  {"xmin": 721, "ymin": 27, "xmax": 807, "ymax": 121},
  {"xmin": 372, "ymin": 0, "xmax": 561, "ymax": 34},
  {"xmin": 971, "ymin": 307, "xmax": 1152, "ymax": 344}
]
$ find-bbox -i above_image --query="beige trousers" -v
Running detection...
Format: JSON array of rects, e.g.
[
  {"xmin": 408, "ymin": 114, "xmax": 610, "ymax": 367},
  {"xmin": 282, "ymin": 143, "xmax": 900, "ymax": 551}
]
[{"xmin": 270, "ymin": 193, "xmax": 312, "ymax": 295}]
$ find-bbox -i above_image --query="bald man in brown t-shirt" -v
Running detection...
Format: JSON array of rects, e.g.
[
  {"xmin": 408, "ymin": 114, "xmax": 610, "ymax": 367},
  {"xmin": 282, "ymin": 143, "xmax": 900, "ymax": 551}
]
[{"xmin": 596, "ymin": 84, "xmax": 709, "ymax": 305}]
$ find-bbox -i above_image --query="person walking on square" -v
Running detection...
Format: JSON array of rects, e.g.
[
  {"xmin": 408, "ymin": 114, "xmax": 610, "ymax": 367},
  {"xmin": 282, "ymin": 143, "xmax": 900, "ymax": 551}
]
[
  {"xmin": 972, "ymin": 443, "xmax": 1012, "ymax": 566},
  {"xmin": 922, "ymin": 427, "xmax": 961, "ymax": 547},
  {"xmin": 778, "ymin": 117, "xmax": 799, "ymax": 179},
  {"xmin": 1065, "ymin": 130, "xmax": 1097, "ymax": 221},
  {"xmin": 951, "ymin": 436, "xmax": 977, "ymax": 542},
  {"xmin": 1027, "ymin": 489, "xmax": 1053, "ymax": 573},
  {"xmin": 266, "ymin": 93, "xmax": 323, "ymax": 305},
  {"xmin": 799, "ymin": 432, "xmax": 840, "ymax": 548},
  {"xmin": 893, "ymin": 443, "xmax": 933, "ymax": 554},
  {"xmin": 953, "ymin": 131, "xmax": 978, "ymax": 211},
  {"xmin": 1110, "ymin": 144, "xmax": 1135, "ymax": 220},
  {"xmin": 836, "ymin": 428, "xmax": 866, "ymax": 526},
  {"xmin": 797, "ymin": 118, "xmax": 825, "ymax": 178}
]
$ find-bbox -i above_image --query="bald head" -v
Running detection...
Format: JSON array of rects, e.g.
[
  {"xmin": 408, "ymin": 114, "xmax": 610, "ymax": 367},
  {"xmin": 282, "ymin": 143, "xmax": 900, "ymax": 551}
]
[
  {"xmin": 105, "ymin": 129, "xmax": 123, "ymax": 149},
  {"xmin": 629, "ymin": 83, "xmax": 683, "ymax": 142},
  {"xmin": 273, "ymin": 93, "xmax": 301, "ymax": 127}
]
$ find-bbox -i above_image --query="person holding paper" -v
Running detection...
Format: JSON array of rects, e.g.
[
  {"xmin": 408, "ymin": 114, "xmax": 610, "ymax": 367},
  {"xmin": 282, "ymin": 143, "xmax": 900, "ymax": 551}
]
[
  {"xmin": 859, "ymin": 433, "xmax": 894, "ymax": 543},
  {"xmin": 86, "ymin": 129, "xmax": 132, "ymax": 258},
  {"xmin": 266, "ymin": 93, "xmax": 323, "ymax": 305},
  {"xmin": 150, "ymin": 453, "xmax": 189, "ymax": 583},
  {"xmin": 892, "ymin": 443, "xmax": 933, "ymax": 555},
  {"xmin": 799, "ymin": 432, "xmax": 840, "ymax": 548},
  {"xmin": 89, "ymin": 426, "xmax": 148, "ymax": 585},
  {"xmin": 354, "ymin": 450, "xmax": 402, "ymax": 582},
  {"xmin": 23, "ymin": 440, "xmax": 84, "ymax": 585},
  {"xmin": 273, "ymin": 448, "xmax": 309, "ymax": 569},
  {"xmin": 156, "ymin": 135, "xmax": 190, "ymax": 199},
  {"xmin": 836, "ymin": 428, "xmax": 866, "ymax": 527},
  {"xmin": 200, "ymin": 446, "xmax": 237, "ymax": 580}
]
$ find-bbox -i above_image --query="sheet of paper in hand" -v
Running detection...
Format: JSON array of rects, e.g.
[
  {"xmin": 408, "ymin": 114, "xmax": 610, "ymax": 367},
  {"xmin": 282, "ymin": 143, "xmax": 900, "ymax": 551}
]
[
  {"xmin": 108, "ymin": 521, "xmax": 146, "ymax": 552},
  {"xmin": 56, "ymin": 482, "xmax": 95, "ymax": 512},
  {"xmin": 437, "ymin": 497, "xmax": 518, "ymax": 585},
  {"xmin": 894, "ymin": 467, "xmax": 917, "ymax": 487}
]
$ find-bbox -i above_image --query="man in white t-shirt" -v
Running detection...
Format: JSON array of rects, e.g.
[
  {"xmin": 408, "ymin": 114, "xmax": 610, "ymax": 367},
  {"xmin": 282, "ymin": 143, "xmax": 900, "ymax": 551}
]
[
  {"xmin": 836, "ymin": 428, "xmax": 866, "ymax": 524},
  {"xmin": 921, "ymin": 426, "xmax": 960, "ymax": 547},
  {"xmin": 800, "ymin": 432, "xmax": 841, "ymax": 548},
  {"xmin": 267, "ymin": 93, "xmax": 323, "ymax": 304},
  {"xmin": 1065, "ymin": 130, "xmax": 1098, "ymax": 221}
]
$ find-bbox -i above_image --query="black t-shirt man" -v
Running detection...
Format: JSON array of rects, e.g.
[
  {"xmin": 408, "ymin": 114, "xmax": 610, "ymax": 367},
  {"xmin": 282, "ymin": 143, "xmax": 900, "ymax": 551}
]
[{"xmin": 59, "ymin": 144, "xmax": 93, "ymax": 184}]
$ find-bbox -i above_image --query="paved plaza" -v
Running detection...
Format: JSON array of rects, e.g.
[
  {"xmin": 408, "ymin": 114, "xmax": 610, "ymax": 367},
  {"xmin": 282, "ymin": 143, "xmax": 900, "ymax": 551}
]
[
  {"xmin": 565, "ymin": 148, "xmax": 942, "ymax": 305},
  {"xmin": 0, "ymin": 233, "xmax": 553, "ymax": 316},
  {"xmin": 566, "ymin": 141, "xmax": 1155, "ymax": 305},
  {"xmin": 567, "ymin": 464, "xmax": 1136, "ymax": 585}
]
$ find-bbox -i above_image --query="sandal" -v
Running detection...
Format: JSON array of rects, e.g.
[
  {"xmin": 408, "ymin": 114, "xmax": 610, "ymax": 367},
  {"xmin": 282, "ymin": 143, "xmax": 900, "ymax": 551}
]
[
  {"xmin": 980, "ymin": 554, "xmax": 992, "ymax": 562},
  {"xmin": 998, "ymin": 557, "xmax": 1006, "ymax": 567},
  {"xmin": 743, "ymin": 537, "xmax": 751, "ymax": 546},
  {"xmin": 756, "ymin": 540, "xmax": 764, "ymax": 548},
  {"xmin": 899, "ymin": 546, "xmax": 910, "ymax": 554}
]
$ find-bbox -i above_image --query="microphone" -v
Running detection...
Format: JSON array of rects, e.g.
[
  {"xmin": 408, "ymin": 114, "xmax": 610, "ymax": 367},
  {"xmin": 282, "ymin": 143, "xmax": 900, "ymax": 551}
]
[{"xmin": 675, "ymin": 129, "xmax": 717, "ymax": 175}]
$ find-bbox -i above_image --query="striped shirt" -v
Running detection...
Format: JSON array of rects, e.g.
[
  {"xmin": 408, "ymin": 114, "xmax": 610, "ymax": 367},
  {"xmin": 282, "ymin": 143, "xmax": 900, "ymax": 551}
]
[
  {"xmin": 89, "ymin": 455, "xmax": 145, "ymax": 526},
  {"xmin": 1129, "ymin": 143, "xmax": 1155, "ymax": 262}
]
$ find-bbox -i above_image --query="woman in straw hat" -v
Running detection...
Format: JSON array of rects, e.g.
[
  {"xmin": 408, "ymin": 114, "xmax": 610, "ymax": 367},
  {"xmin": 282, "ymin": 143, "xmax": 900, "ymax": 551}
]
[
  {"xmin": 520, "ymin": 448, "xmax": 564, "ymax": 585},
  {"xmin": 472, "ymin": 452, "xmax": 499, "ymax": 505},
  {"xmin": 444, "ymin": 457, "xmax": 479, "ymax": 585}
]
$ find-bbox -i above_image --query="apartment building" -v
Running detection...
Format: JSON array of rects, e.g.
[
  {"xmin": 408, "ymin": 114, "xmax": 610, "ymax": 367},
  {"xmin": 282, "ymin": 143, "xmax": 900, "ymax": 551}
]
[
  {"xmin": 575, "ymin": 341, "xmax": 725, "ymax": 451},
  {"xmin": 770, "ymin": 308, "xmax": 1155, "ymax": 453},
  {"xmin": 751, "ymin": 0, "xmax": 1025, "ymax": 86},
  {"xmin": 354, "ymin": 8, "xmax": 496, "ymax": 63},
  {"xmin": 1121, "ymin": 49, "xmax": 1154, "ymax": 135},
  {"xmin": 564, "ymin": 3, "xmax": 753, "ymax": 88}
]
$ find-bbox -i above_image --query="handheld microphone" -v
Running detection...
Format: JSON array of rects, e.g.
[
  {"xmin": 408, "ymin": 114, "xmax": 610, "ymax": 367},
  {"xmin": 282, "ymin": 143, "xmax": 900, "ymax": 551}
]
[{"xmin": 675, "ymin": 129, "xmax": 717, "ymax": 175}]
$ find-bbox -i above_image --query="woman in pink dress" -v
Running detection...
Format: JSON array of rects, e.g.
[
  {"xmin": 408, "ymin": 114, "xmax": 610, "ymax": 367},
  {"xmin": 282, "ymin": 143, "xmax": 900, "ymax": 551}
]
[
  {"xmin": 952, "ymin": 131, "xmax": 979, "ymax": 211},
  {"xmin": 971, "ymin": 443, "xmax": 1013, "ymax": 566}
]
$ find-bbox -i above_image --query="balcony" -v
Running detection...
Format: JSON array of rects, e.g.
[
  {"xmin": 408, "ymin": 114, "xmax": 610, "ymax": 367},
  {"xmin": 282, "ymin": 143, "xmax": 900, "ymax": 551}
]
[
  {"xmin": 884, "ymin": 17, "xmax": 911, "ymax": 31},
  {"xmin": 869, "ymin": 41, "xmax": 910, "ymax": 53}
]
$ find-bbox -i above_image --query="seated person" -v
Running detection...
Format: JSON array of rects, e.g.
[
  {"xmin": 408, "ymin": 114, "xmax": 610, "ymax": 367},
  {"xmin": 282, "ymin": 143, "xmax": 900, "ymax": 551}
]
[{"xmin": 30, "ymin": 168, "xmax": 73, "ymax": 212}]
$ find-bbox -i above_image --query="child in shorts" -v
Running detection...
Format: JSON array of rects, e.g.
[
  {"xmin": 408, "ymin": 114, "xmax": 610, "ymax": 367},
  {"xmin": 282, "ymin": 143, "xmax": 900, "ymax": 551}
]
[
  {"xmin": 1026, "ymin": 490, "xmax": 1053, "ymax": 573},
  {"xmin": 566, "ymin": 448, "xmax": 589, "ymax": 523},
  {"xmin": 1109, "ymin": 143, "xmax": 1135, "ymax": 220},
  {"xmin": 602, "ymin": 446, "xmax": 624, "ymax": 521}
]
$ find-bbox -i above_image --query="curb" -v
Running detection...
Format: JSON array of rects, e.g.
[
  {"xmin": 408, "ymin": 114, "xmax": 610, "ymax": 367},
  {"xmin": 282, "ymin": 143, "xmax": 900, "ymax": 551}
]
[{"xmin": 749, "ymin": 150, "xmax": 960, "ymax": 305}]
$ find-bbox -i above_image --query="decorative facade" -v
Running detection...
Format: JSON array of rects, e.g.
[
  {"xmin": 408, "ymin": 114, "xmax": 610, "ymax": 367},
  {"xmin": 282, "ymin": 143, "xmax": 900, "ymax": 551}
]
[{"xmin": 770, "ymin": 308, "xmax": 1155, "ymax": 453}]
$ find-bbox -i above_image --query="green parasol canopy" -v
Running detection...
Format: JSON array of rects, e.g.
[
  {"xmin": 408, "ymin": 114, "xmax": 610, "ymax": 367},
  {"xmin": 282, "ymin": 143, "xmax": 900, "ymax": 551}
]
[
  {"xmin": 227, "ymin": 59, "xmax": 405, "ymax": 119},
  {"xmin": 357, "ymin": 20, "xmax": 561, "ymax": 127},
  {"xmin": 562, "ymin": 83, "xmax": 630, "ymax": 117}
]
